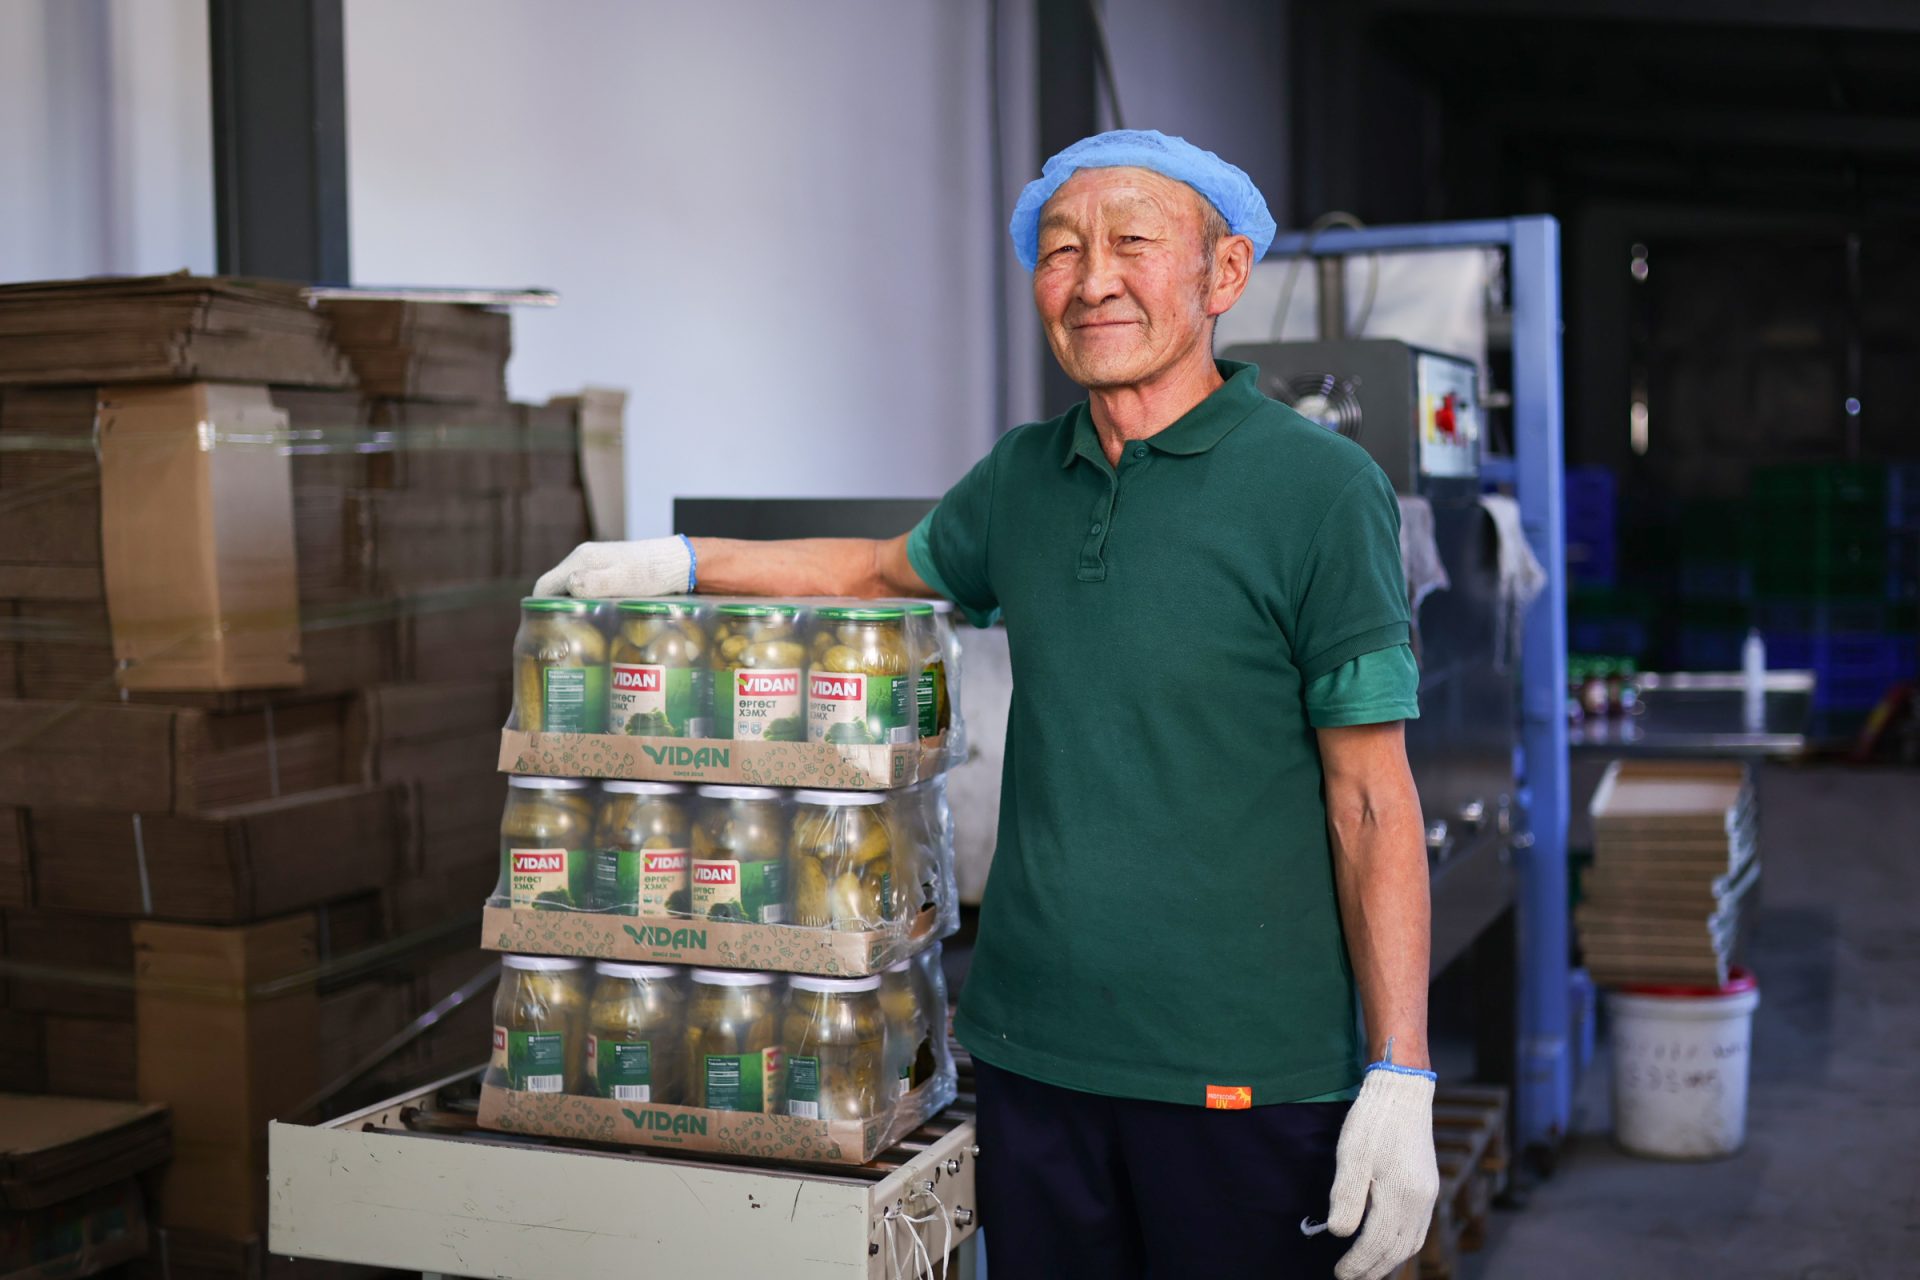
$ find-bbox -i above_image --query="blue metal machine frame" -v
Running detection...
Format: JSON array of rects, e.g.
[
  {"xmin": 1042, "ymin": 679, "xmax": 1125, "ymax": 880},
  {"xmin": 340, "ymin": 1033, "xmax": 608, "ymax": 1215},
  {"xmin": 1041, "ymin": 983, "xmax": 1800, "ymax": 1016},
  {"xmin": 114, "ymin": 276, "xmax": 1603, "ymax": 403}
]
[{"xmin": 1266, "ymin": 216, "xmax": 1571, "ymax": 1152}]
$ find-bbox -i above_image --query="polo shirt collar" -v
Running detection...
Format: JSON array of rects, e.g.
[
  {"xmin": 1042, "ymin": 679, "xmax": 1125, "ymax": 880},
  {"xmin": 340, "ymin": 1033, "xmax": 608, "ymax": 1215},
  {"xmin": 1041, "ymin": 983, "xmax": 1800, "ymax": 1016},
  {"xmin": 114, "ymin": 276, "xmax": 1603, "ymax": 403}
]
[{"xmin": 1061, "ymin": 360, "xmax": 1265, "ymax": 468}]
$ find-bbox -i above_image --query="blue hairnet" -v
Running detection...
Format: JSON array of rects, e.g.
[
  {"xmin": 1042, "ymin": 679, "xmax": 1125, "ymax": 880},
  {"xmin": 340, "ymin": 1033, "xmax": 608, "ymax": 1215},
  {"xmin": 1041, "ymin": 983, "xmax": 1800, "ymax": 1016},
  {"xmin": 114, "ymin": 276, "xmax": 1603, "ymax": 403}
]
[{"xmin": 1008, "ymin": 128, "xmax": 1277, "ymax": 271}]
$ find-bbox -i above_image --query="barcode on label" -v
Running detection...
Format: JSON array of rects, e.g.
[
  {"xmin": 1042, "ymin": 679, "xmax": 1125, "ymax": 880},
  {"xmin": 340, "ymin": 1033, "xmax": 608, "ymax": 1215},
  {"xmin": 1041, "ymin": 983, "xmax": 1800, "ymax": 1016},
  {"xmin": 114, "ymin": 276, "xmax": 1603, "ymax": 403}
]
[
  {"xmin": 763, "ymin": 905, "xmax": 786, "ymax": 924},
  {"xmin": 889, "ymin": 726, "xmax": 917, "ymax": 745},
  {"xmin": 525, "ymin": 1075, "xmax": 564, "ymax": 1093},
  {"xmin": 788, "ymin": 1101, "xmax": 820, "ymax": 1119},
  {"xmin": 613, "ymin": 1085, "xmax": 651, "ymax": 1102}
]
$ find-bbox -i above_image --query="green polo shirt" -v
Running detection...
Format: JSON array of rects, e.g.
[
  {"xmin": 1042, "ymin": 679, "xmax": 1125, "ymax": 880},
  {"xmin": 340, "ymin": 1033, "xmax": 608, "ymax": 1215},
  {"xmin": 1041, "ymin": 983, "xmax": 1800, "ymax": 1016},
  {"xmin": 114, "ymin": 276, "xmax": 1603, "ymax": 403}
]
[{"xmin": 908, "ymin": 360, "xmax": 1416, "ymax": 1107}]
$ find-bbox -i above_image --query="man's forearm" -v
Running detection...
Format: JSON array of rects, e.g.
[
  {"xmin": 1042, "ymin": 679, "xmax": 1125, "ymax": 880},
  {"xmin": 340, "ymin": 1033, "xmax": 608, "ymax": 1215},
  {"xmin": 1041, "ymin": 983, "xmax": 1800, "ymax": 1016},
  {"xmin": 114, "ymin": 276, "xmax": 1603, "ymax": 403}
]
[
  {"xmin": 687, "ymin": 534, "xmax": 930, "ymax": 599},
  {"xmin": 1321, "ymin": 727, "xmax": 1432, "ymax": 1069}
]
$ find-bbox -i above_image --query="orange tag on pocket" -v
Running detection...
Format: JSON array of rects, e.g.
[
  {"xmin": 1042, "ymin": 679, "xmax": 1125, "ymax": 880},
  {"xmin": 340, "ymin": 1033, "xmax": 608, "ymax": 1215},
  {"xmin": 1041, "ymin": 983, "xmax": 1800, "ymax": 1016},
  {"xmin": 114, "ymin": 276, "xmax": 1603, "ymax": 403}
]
[{"xmin": 1205, "ymin": 1085, "xmax": 1253, "ymax": 1110}]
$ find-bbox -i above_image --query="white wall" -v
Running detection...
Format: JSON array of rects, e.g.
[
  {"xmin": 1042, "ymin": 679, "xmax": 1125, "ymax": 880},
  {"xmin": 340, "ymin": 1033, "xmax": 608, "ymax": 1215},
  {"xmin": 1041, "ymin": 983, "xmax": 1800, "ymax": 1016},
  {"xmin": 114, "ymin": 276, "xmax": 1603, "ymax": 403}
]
[
  {"xmin": 0, "ymin": 0, "xmax": 214, "ymax": 282},
  {"xmin": 343, "ymin": 0, "xmax": 1014, "ymax": 537}
]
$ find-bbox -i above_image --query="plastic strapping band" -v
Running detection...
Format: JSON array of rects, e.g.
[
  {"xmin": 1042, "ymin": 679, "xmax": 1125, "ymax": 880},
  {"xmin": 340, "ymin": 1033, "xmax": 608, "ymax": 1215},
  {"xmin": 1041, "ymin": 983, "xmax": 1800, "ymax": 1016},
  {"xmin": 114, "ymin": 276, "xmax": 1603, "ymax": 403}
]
[
  {"xmin": 131, "ymin": 813, "xmax": 153, "ymax": 916},
  {"xmin": 263, "ymin": 702, "xmax": 282, "ymax": 797}
]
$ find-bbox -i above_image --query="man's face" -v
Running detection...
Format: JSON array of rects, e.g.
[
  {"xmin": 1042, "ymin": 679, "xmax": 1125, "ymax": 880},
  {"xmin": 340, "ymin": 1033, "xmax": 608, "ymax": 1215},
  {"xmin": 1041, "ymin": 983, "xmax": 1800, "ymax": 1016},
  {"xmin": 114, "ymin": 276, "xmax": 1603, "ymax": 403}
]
[{"xmin": 1032, "ymin": 166, "xmax": 1223, "ymax": 391}]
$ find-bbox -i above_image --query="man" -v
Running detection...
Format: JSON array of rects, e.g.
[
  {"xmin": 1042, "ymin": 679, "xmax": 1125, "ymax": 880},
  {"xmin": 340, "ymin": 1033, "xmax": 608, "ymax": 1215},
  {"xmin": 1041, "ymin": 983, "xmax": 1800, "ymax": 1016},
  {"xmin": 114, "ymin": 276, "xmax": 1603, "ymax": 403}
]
[{"xmin": 536, "ymin": 129, "xmax": 1439, "ymax": 1279}]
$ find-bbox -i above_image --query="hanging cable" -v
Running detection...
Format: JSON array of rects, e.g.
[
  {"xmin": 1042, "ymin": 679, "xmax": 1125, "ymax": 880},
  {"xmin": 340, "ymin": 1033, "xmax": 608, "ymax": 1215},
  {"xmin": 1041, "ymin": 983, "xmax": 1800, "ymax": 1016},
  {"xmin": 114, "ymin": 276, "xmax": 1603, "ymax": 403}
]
[{"xmin": 1270, "ymin": 210, "xmax": 1382, "ymax": 340}]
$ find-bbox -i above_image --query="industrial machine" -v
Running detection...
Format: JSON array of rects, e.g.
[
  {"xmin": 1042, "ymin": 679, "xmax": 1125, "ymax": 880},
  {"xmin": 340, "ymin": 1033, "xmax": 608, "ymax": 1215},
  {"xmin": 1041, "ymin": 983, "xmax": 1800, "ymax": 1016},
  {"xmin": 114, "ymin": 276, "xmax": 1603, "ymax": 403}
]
[
  {"xmin": 269, "ymin": 1068, "xmax": 981, "ymax": 1278},
  {"xmin": 1225, "ymin": 336, "xmax": 1521, "ymax": 1066}
]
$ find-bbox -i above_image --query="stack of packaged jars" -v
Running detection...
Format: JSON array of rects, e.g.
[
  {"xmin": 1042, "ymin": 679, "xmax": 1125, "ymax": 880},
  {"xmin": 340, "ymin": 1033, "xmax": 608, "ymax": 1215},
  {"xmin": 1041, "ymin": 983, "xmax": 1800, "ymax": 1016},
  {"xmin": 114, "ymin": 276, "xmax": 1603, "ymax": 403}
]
[
  {"xmin": 509, "ymin": 596, "xmax": 966, "ymax": 759},
  {"xmin": 486, "ymin": 944, "xmax": 951, "ymax": 1124},
  {"xmin": 480, "ymin": 595, "xmax": 964, "ymax": 1161},
  {"xmin": 492, "ymin": 776, "xmax": 957, "ymax": 937}
]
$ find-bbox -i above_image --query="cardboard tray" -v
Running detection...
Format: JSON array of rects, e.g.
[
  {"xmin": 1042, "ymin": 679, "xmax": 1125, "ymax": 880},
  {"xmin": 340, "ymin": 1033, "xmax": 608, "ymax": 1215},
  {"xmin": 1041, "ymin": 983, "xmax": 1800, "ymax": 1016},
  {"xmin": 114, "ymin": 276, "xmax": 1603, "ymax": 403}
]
[
  {"xmin": 498, "ymin": 729, "xmax": 951, "ymax": 789},
  {"xmin": 476, "ymin": 1071, "xmax": 957, "ymax": 1166},
  {"xmin": 480, "ymin": 902, "xmax": 951, "ymax": 976}
]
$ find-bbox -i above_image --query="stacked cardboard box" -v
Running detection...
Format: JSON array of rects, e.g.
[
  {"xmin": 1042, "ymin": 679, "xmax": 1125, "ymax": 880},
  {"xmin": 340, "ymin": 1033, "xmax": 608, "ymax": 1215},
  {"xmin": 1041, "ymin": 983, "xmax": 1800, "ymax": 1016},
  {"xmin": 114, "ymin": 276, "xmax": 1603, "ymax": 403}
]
[
  {"xmin": 0, "ymin": 277, "xmax": 604, "ymax": 1271},
  {"xmin": 0, "ymin": 1094, "xmax": 170, "ymax": 1280},
  {"xmin": 1577, "ymin": 760, "xmax": 1758, "ymax": 988}
]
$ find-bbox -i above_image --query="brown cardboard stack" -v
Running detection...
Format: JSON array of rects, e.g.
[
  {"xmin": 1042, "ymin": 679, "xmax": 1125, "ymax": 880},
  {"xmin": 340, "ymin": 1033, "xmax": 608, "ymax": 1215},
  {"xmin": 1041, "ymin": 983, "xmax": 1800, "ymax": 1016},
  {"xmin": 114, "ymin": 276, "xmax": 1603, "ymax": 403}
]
[
  {"xmin": 0, "ymin": 276, "xmax": 602, "ymax": 1269},
  {"xmin": 0, "ymin": 1094, "xmax": 170, "ymax": 1280},
  {"xmin": 1577, "ymin": 760, "xmax": 1758, "ymax": 988}
]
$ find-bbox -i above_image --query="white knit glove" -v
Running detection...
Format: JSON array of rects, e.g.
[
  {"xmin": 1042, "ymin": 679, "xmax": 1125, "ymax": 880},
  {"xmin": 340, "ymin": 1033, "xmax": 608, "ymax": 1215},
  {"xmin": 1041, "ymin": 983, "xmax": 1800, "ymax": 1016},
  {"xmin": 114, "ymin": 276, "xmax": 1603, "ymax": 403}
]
[
  {"xmin": 532, "ymin": 537, "xmax": 695, "ymax": 599},
  {"xmin": 1326, "ymin": 1062, "xmax": 1439, "ymax": 1280}
]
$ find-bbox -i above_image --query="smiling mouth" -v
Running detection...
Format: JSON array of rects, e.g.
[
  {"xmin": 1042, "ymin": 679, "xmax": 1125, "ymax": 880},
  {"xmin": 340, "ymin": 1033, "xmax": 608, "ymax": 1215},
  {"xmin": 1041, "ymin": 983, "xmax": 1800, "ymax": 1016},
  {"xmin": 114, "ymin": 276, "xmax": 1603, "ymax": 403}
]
[{"xmin": 1070, "ymin": 319, "xmax": 1138, "ymax": 330}]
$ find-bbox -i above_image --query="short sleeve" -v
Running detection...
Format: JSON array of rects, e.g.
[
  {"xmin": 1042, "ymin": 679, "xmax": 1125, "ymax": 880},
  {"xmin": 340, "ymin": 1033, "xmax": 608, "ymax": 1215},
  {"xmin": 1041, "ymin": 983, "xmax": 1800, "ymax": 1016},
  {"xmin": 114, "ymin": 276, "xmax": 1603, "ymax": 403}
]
[
  {"xmin": 1305, "ymin": 644, "xmax": 1420, "ymax": 727},
  {"xmin": 906, "ymin": 448, "xmax": 1000, "ymax": 629},
  {"xmin": 1291, "ymin": 463, "xmax": 1411, "ymax": 682}
]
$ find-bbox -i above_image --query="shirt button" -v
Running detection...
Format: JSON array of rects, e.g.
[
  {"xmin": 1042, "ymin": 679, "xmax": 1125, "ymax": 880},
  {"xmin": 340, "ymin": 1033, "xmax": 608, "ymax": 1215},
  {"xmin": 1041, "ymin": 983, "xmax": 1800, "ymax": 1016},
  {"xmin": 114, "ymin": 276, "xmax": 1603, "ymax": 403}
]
[
  {"xmin": 1132, "ymin": 445, "xmax": 1148, "ymax": 459},
  {"xmin": 1090, "ymin": 522, "xmax": 1103, "ymax": 535}
]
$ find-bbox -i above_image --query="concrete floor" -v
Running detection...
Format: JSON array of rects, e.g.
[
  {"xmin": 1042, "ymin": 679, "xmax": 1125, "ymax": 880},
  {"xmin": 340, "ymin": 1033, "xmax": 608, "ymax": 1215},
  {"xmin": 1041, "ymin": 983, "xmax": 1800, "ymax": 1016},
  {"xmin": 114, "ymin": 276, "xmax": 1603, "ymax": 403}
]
[{"xmin": 1469, "ymin": 763, "xmax": 1920, "ymax": 1280}]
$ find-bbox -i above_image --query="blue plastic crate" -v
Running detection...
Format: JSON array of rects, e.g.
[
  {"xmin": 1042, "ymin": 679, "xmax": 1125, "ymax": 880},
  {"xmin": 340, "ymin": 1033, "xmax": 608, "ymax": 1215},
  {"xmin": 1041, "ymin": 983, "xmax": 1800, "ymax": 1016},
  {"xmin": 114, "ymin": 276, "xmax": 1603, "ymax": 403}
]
[
  {"xmin": 1679, "ymin": 559, "xmax": 1752, "ymax": 601},
  {"xmin": 1569, "ymin": 616, "xmax": 1651, "ymax": 659},
  {"xmin": 1763, "ymin": 629, "xmax": 1918, "ymax": 710},
  {"xmin": 1566, "ymin": 538, "xmax": 1616, "ymax": 587},
  {"xmin": 1675, "ymin": 625, "xmax": 1745, "ymax": 671}
]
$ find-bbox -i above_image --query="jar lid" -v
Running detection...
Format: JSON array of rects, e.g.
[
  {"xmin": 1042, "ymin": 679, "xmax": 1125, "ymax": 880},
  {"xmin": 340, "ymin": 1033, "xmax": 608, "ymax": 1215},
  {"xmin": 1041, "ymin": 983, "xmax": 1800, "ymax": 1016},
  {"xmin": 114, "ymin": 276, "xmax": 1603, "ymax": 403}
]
[
  {"xmin": 618, "ymin": 599, "xmax": 698, "ymax": 615},
  {"xmin": 690, "ymin": 968, "xmax": 778, "ymax": 986},
  {"xmin": 901, "ymin": 602, "xmax": 936, "ymax": 616},
  {"xmin": 928, "ymin": 599, "xmax": 954, "ymax": 615},
  {"xmin": 594, "ymin": 960, "xmax": 682, "ymax": 980},
  {"xmin": 790, "ymin": 974, "xmax": 882, "ymax": 993},
  {"xmin": 717, "ymin": 602, "xmax": 800, "ymax": 618},
  {"xmin": 1614, "ymin": 966, "xmax": 1758, "ymax": 999},
  {"xmin": 885, "ymin": 958, "xmax": 914, "ymax": 973},
  {"xmin": 503, "ymin": 955, "xmax": 587, "ymax": 972},
  {"xmin": 601, "ymin": 780, "xmax": 689, "ymax": 796},
  {"xmin": 508, "ymin": 775, "xmax": 593, "ymax": 790},
  {"xmin": 816, "ymin": 606, "xmax": 906, "ymax": 622},
  {"xmin": 520, "ymin": 596, "xmax": 594, "ymax": 614},
  {"xmin": 696, "ymin": 784, "xmax": 782, "ymax": 801},
  {"xmin": 791, "ymin": 789, "xmax": 886, "ymax": 807}
]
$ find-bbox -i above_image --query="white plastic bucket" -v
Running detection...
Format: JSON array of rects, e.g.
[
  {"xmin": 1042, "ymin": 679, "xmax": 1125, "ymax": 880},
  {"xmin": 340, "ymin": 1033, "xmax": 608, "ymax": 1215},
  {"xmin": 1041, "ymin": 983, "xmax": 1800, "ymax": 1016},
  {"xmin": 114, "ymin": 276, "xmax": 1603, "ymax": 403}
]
[{"xmin": 1607, "ymin": 968, "xmax": 1760, "ymax": 1160}]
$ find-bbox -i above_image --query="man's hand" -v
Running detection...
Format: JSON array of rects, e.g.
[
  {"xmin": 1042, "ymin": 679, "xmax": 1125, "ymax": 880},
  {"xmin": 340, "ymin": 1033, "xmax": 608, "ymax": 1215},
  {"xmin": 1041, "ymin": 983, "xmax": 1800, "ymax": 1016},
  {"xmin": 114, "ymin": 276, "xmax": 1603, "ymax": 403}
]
[
  {"xmin": 1327, "ymin": 1065, "xmax": 1438, "ymax": 1279},
  {"xmin": 533, "ymin": 538, "xmax": 694, "ymax": 598}
]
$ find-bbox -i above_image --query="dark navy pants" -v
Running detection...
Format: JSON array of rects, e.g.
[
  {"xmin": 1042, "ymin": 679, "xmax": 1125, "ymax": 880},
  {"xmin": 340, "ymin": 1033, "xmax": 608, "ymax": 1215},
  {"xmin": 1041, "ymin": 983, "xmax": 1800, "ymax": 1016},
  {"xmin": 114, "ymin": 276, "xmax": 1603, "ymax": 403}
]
[{"xmin": 973, "ymin": 1058, "xmax": 1351, "ymax": 1279}]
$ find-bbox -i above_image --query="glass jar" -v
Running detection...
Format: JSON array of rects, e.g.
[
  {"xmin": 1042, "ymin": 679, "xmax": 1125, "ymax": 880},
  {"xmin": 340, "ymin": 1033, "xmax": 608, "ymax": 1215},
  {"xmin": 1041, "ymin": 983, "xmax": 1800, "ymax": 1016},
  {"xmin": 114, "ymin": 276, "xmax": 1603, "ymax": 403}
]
[
  {"xmin": 609, "ymin": 600, "xmax": 713, "ymax": 737},
  {"xmin": 807, "ymin": 606, "xmax": 914, "ymax": 745},
  {"xmin": 512, "ymin": 598, "xmax": 608, "ymax": 733},
  {"xmin": 586, "ymin": 961, "xmax": 687, "ymax": 1104},
  {"xmin": 710, "ymin": 604, "xmax": 807, "ymax": 741},
  {"xmin": 929, "ymin": 599, "xmax": 967, "ymax": 761},
  {"xmin": 788, "ymin": 790, "xmax": 896, "ymax": 931},
  {"xmin": 594, "ymin": 781, "xmax": 692, "ymax": 917},
  {"xmin": 498, "ymin": 776, "xmax": 597, "ymax": 911},
  {"xmin": 690, "ymin": 786, "xmax": 788, "ymax": 924},
  {"xmin": 902, "ymin": 602, "xmax": 951, "ymax": 741},
  {"xmin": 686, "ymin": 969, "xmax": 783, "ymax": 1113},
  {"xmin": 782, "ymin": 975, "xmax": 886, "ymax": 1122},
  {"xmin": 491, "ymin": 954, "xmax": 589, "ymax": 1093},
  {"xmin": 879, "ymin": 957, "xmax": 937, "ymax": 1099}
]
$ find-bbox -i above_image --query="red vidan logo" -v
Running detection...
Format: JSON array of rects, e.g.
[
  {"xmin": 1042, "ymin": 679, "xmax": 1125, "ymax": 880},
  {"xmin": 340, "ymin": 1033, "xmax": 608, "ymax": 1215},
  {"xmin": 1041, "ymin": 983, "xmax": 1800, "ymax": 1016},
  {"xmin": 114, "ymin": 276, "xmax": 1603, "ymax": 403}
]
[
  {"xmin": 810, "ymin": 674, "xmax": 863, "ymax": 700},
  {"xmin": 513, "ymin": 851, "xmax": 566, "ymax": 873},
  {"xmin": 646, "ymin": 851, "xmax": 688, "ymax": 872},
  {"xmin": 614, "ymin": 665, "xmax": 663, "ymax": 692},
  {"xmin": 738, "ymin": 672, "xmax": 799, "ymax": 697},
  {"xmin": 693, "ymin": 862, "xmax": 738, "ymax": 885},
  {"xmin": 492, "ymin": 1027, "xmax": 507, "ymax": 1051}
]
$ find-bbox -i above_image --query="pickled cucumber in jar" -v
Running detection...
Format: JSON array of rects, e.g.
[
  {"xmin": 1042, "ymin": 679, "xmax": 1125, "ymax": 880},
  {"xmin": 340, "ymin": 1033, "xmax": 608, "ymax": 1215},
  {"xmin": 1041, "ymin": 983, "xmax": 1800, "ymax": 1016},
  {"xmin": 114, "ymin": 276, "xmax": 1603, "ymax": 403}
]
[
  {"xmin": 902, "ymin": 602, "xmax": 951, "ymax": 740},
  {"xmin": 788, "ymin": 789, "xmax": 896, "ymax": 931},
  {"xmin": 686, "ymin": 969, "xmax": 782, "ymax": 1113},
  {"xmin": 783, "ymin": 975, "xmax": 886, "ymax": 1122},
  {"xmin": 690, "ymin": 786, "xmax": 788, "ymax": 923},
  {"xmin": 710, "ymin": 604, "xmax": 806, "ymax": 741},
  {"xmin": 498, "ymin": 776, "xmax": 597, "ymax": 911},
  {"xmin": 513, "ymin": 598, "xmax": 608, "ymax": 733},
  {"xmin": 807, "ymin": 606, "xmax": 914, "ymax": 746},
  {"xmin": 929, "ymin": 599, "xmax": 967, "ymax": 762},
  {"xmin": 879, "ymin": 957, "xmax": 938, "ymax": 1098},
  {"xmin": 491, "ymin": 955, "xmax": 589, "ymax": 1093},
  {"xmin": 610, "ymin": 600, "xmax": 713, "ymax": 737},
  {"xmin": 587, "ymin": 961, "xmax": 687, "ymax": 1104},
  {"xmin": 594, "ymin": 781, "xmax": 692, "ymax": 916}
]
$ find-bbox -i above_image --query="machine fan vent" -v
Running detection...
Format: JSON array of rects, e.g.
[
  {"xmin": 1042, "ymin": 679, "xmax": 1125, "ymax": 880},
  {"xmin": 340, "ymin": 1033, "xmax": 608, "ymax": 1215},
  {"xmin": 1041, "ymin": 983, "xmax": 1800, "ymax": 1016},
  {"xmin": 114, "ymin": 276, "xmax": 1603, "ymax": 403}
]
[{"xmin": 1270, "ymin": 371, "xmax": 1364, "ymax": 442}]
